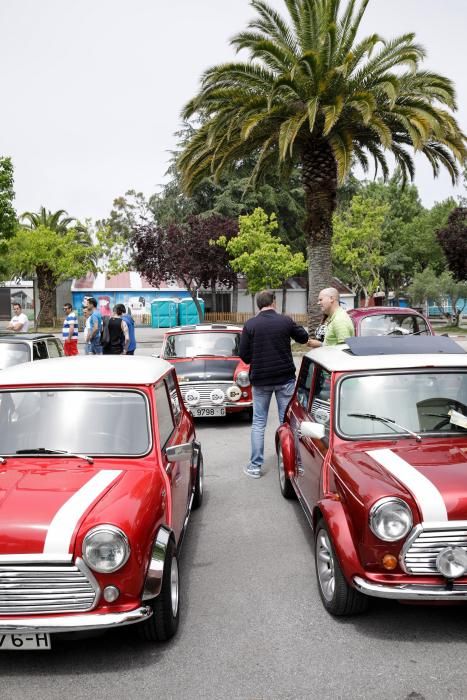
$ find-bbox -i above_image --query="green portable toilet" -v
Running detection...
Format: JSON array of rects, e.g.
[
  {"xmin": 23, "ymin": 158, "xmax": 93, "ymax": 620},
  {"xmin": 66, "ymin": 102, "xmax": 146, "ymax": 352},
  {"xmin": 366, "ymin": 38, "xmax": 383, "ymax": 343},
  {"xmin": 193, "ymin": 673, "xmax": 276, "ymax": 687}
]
[
  {"xmin": 178, "ymin": 297, "xmax": 205, "ymax": 325},
  {"xmin": 151, "ymin": 298, "xmax": 178, "ymax": 328}
]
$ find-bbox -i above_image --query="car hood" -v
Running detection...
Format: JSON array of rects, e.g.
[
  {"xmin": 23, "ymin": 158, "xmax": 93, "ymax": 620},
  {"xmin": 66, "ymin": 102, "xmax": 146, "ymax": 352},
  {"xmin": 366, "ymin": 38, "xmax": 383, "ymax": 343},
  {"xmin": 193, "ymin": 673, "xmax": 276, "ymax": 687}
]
[
  {"xmin": 0, "ymin": 462, "xmax": 151, "ymax": 557},
  {"xmin": 336, "ymin": 439, "xmax": 467, "ymax": 522},
  {"xmin": 169, "ymin": 358, "xmax": 241, "ymax": 382}
]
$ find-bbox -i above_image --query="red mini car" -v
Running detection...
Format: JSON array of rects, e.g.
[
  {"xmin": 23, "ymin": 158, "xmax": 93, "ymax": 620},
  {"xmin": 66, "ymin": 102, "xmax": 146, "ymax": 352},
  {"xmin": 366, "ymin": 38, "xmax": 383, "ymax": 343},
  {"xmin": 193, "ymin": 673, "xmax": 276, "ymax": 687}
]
[
  {"xmin": 348, "ymin": 306, "xmax": 433, "ymax": 336},
  {"xmin": 277, "ymin": 336, "xmax": 467, "ymax": 615},
  {"xmin": 160, "ymin": 324, "xmax": 252, "ymax": 419},
  {"xmin": 0, "ymin": 356, "xmax": 203, "ymax": 649}
]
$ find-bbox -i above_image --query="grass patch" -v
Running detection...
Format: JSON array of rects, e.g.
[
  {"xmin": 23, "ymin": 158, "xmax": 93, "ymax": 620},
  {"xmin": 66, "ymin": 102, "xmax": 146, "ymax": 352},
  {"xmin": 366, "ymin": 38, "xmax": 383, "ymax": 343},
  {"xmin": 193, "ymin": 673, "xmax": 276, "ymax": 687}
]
[{"xmin": 432, "ymin": 325, "xmax": 467, "ymax": 336}]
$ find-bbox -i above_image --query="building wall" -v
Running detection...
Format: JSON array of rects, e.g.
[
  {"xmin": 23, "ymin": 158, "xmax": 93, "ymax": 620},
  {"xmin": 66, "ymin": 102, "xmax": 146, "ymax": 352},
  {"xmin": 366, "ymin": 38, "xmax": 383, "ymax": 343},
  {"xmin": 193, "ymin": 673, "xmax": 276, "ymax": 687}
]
[{"xmin": 236, "ymin": 289, "xmax": 355, "ymax": 314}]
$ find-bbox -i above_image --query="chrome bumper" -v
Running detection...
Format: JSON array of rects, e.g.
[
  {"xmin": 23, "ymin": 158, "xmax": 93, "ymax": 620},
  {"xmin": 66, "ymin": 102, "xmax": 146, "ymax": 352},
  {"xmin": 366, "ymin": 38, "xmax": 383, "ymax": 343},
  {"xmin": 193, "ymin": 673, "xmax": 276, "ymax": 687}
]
[
  {"xmin": 354, "ymin": 576, "xmax": 467, "ymax": 601},
  {"xmin": 0, "ymin": 606, "xmax": 152, "ymax": 634}
]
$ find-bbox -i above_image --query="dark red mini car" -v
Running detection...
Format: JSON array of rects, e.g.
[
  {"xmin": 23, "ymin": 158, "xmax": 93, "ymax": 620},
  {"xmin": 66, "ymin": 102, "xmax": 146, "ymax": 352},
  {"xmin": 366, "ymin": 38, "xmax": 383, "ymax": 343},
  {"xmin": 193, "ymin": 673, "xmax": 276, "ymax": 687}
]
[
  {"xmin": 160, "ymin": 324, "xmax": 252, "ymax": 419},
  {"xmin": 277, "ymin": 336, "xmax": 467, "ymax": 616},
  {"xmin": 348, "ymin": 306, "xmax": 433, "ymax": 336}
]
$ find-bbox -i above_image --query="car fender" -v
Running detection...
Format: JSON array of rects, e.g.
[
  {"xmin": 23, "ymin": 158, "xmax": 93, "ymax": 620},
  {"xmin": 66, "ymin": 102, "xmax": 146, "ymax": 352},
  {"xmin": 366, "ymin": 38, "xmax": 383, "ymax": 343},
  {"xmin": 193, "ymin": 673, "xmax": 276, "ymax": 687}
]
[
  {"xmin": 142, "ymin": 524, "xmax": 175, "ymax": 601},
  {"xmin": 276, "ymin": 424, "xmax": 296, "ymax": 479},
  {"xmin": 315, "ymin": 497, "xmax": 366, "ymax": 584}
]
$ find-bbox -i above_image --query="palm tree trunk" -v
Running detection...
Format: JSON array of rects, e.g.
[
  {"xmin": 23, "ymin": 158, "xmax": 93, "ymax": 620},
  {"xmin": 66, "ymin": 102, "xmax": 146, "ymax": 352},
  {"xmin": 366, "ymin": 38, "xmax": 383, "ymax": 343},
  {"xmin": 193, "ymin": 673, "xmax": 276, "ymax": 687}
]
[
  {"xmin": 36, "ymin": 266, "xmax": 56, "ymax": 328},
  {"xmin": 301, "ymin": 140, "xmax": 337, "ymax": 330}
]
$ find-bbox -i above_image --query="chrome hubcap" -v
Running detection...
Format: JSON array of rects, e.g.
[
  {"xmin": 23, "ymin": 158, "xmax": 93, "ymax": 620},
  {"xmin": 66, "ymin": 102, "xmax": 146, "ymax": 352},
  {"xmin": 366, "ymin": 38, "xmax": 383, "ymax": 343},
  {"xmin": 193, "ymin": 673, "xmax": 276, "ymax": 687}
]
[
  {"xmin": 170, "ymin": 556, "xmax": 179, "ymax": 617},
  {"xmin": 316, "ymin": 530, "xmax": 335, "ymax": 602},
  {"xmin": 278, "ymin": 447, "xmax": 286, "ymax": 489}
]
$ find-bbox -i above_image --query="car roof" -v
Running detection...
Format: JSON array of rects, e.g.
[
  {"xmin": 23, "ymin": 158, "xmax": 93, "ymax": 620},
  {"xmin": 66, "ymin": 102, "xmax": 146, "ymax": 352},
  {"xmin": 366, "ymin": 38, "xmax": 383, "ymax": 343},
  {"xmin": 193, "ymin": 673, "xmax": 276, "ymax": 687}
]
[
  {"xmin": 0, "ymin": 356, "xmax": 173, "ymax": 387},
  {"xmin": 306, "ymin": 337, "xmax": 467, "ymax": 372},
  {"xmin": 347, "ymin": 306, "xmax": 424, "ymax": 317},
  {"xmin": 0, "ymin": 333, "xmax": 57, "ymax": 342},
  {"xmin": 165, "ymin": 324, "xmax": 243, "ymax": 333}
]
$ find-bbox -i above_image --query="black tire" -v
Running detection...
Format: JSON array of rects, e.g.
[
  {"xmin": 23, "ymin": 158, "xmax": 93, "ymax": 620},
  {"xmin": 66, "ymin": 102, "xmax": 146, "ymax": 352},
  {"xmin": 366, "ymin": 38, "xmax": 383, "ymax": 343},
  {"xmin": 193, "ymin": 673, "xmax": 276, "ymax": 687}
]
[
  {"xmin": 139, "ymin": 538, "xmax": 180, "ymax": 642},
  {"xmin": 277, "ymin": 444, "xmax": 296, "ymax": 500},
  {"xmin": 192, "ymin": 451, "xmax": 204, "ymax": 510},
  {"xmin": 314, "ymin": 519, "xmax": 368, "ymax": 616},
  {"xmin": 243, "ymin": 407, "xmax": 253, "ymax": 422}
]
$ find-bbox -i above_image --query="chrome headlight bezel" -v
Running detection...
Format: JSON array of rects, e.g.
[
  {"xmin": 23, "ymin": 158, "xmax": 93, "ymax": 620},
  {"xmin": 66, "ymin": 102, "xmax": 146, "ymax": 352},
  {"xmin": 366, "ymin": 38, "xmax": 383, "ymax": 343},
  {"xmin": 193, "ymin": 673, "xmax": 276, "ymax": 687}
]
[
  {"xmin": 369, "ymin": 497, "xmax": 413, "ymax": 542},
  {"xmin": 236, "ymin": 370, "xmax": 250, "ymax": 387},
  {"xmin": 82, "ymin": 525, "xmax": 130, "ymax": 574}
]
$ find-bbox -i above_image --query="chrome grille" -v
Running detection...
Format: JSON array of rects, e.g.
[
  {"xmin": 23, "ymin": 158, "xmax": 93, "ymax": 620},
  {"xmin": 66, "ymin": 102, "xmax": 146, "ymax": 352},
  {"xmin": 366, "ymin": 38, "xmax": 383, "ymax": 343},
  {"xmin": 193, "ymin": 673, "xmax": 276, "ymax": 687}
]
[
  {"xmin": 403, "ymin": 526, "xmax": 467, "ymax": 574},
  {"xmin": 0, "ymin": 561, "xmax": 98, "ymax": 614},
  {"xmin": 180, "ymin": 381, "xmax": 240, "ymax": 407}
]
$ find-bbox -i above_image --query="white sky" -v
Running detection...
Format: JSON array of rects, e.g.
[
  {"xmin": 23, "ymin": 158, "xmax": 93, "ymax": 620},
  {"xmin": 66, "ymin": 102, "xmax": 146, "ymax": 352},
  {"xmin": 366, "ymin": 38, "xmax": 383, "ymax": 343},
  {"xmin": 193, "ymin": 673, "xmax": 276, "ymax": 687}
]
[{"xmin": 1, "ymin": 0, "xmax": 466, "ymax": 222}]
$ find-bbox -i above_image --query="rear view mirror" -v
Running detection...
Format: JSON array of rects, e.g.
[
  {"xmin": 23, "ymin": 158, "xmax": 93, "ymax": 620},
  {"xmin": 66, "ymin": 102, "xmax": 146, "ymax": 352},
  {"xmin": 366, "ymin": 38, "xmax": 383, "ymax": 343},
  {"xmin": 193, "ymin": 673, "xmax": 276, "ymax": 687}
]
[
  {"xmin": 299, "ymin": 421, "xmax": 325, "ymax": 440},
  {"xmin": 166, "ymin": 442, "xmax": 194, "ymax": 462}
]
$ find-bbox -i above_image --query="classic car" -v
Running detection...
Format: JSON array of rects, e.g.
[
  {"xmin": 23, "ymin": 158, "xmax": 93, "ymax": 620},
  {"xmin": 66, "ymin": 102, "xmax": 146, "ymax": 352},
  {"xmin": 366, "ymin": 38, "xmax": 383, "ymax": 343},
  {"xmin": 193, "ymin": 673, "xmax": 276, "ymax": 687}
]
[
  {"xmin": 160, "ymin": 324, "xmax": 252, "ymax": 419},
  {"xmin": 276, "ymin": 335, "xmax": 467, "ymax": 616},
  {"xmin": 348, "ymin": 306, "xmax": 433, "ymax": 337},
  {"xmin": 0, "ymin": 355, "xmax": 203, "ymax": 649},
  {"xmin": 0, "ymin": 333, "xmax": 64, "ymax": 370}
]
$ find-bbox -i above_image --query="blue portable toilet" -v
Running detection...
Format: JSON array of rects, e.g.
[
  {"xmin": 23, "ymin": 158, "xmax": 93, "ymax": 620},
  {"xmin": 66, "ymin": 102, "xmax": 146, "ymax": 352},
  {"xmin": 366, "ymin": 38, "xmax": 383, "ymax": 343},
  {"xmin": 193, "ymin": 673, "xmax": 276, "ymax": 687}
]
[
  {"xmin": 151, "ymin": 298, "xmax": 178, "ymax": 328},
  {"xmin": 178, "ymin": 297, "xmax": 205, "ymax": 325}
]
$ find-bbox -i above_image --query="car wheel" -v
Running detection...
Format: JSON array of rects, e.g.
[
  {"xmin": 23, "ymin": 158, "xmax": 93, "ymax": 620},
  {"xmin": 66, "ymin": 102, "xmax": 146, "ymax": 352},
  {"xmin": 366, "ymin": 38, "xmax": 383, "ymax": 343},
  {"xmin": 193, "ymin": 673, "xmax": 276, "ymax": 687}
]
[
  {"xmin": 277, "ymin": 444, "xmax": 296, "ymax": 499},
  {"xmin": 139, "ymin": 538, "xmax": 180, "ymax": 642},
  {"xmin": 243, "ymin": 407, "xmax": 253, "ymax": 422},
  {"xmin": 192, "ymin": 451, "xmax": 204, "ymax": 510},
  {"xmin": 314, "ymin": 519, "xmax": 368, "ymax": 616}
]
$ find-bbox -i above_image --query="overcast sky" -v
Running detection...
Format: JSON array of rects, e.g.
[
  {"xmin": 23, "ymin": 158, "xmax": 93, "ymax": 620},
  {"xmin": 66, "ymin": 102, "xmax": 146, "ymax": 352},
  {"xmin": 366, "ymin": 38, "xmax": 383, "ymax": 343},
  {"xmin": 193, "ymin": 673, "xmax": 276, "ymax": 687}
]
[{"xmin": 1, "ymin": 0, "xmax": 465, "ymax": 222}]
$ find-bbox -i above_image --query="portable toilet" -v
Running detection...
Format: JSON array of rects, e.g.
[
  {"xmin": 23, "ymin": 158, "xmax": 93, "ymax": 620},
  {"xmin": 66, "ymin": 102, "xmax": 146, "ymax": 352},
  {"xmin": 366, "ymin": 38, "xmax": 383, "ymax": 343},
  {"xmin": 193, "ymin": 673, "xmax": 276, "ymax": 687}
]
[
  {"xmin": 151, "ymin": 298, "xmax": 178, "ymax": 328},
  {"xmin": 178, "ymin": 297, "xmax": 205, "ymax": 325}
]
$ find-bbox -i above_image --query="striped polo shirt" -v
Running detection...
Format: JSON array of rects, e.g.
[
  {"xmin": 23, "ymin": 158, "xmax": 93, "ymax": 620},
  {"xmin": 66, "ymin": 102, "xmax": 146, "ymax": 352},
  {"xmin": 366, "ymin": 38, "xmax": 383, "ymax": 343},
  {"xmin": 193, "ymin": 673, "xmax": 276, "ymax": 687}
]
[{"xmin": 62, "ymin": 311, "xmax": 78, "ymax": 339}]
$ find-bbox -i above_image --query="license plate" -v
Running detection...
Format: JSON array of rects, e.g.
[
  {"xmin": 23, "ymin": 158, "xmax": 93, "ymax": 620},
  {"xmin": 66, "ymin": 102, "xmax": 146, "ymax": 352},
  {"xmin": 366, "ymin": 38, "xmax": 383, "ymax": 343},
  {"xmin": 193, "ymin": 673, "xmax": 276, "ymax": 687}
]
[
  {"xmin": 191, "ymin": 406, "xmax": 226, "ymax": 417},
  {"xmin": 0, "ymin": 633, "xmax": 51, "ymax": 650}
]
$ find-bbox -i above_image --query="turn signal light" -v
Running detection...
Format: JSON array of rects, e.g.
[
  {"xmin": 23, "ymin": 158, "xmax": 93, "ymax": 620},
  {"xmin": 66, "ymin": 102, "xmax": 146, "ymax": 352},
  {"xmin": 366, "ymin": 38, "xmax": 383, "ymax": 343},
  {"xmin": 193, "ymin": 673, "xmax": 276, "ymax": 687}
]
[{"xmin": 382, "ymin": 554, "xmax": 398, "ymax": 570}]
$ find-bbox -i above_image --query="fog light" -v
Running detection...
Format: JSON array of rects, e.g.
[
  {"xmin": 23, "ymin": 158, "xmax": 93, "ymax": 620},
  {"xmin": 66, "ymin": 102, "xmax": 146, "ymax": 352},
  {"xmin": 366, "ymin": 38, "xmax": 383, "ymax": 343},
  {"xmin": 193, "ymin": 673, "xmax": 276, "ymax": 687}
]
[
  {"xmin": 226, "ymin": 385, "xmax": 241, "ymax": 402},
  {"xmin": 103, "ymin": 585, "xmax": 120, "ymax": 602},
  {"xmin": 436, "ymin": 547, "xmax": 467, "ymax": 579},
  {"xmin": 382, "ymin": 554, "xmax": 398, "ymax": 570},
  {"xmin": 185, "ymin": 389, "xmax": 200, "ymax": 406},
  {"xmin": 210, "ymin": 388, "xmax": 225, "ymax": 405}
]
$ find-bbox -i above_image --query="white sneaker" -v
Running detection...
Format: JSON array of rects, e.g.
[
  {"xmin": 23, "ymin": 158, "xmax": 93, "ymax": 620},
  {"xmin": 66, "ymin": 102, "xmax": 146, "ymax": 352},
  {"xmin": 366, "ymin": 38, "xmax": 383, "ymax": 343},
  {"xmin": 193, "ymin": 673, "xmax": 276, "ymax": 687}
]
[{"xmin": 243, "ymin": 465, "xmax": 262, "ymax": 479}]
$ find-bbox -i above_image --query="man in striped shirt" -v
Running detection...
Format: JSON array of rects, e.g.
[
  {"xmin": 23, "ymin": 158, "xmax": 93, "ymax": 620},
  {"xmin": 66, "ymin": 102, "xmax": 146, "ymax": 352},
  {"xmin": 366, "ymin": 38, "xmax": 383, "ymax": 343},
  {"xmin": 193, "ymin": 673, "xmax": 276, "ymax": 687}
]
[{"xmin": 62, "ymin": 303, "xmax": 79, "ymax": 356}]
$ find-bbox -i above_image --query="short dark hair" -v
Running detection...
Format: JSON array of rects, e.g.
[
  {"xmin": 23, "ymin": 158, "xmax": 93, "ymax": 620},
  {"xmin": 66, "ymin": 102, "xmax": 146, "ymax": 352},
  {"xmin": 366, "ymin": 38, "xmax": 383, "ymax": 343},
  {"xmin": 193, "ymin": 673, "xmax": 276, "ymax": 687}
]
[
  {"xmin": 13, "ymin": 302, "xmax": 21, "ymax": 309},
  {"xmin": 256, "ymin": 290, "xmax": 275, "ymax": 310},
  {"xmin": 87, "ymin": 297, "xmax": 97, "ymax": 309},
  {"xmin": 64, "ymin": 302, "xmax": 72, "ymax": 310},
  {"xmin": 114, "ymin": 303, "xmax": 126, "ymax": 315}
]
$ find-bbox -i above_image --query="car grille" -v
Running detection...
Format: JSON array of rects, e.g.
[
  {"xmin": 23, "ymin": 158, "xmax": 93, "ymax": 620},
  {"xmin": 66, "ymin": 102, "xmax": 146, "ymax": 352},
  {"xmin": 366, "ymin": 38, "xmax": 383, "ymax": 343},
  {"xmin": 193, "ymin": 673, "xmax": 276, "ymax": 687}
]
[
  {"xmin": 403, "ymin": 526, "xmax": 467, "ymax": 574},
  {"xmin": 179, "ymin": 381, "xmax": 244, "ymax": 407},
  {"xmin": 0, "ymin": 561, "xmax": 99, "ymax": 614}
]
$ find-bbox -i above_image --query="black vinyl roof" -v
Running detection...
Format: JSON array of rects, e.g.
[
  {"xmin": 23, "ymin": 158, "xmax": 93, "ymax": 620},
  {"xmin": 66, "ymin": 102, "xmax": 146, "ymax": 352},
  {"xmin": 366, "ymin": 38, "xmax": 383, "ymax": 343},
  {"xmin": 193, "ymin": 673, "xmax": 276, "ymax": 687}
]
[{"xmin": 346, "ymin": 336, "xmax": 466, "ymax": 356}]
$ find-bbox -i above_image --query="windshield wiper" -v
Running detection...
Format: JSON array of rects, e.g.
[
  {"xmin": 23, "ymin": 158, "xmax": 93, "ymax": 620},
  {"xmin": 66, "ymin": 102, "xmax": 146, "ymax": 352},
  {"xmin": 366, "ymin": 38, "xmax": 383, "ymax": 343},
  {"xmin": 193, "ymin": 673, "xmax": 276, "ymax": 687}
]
[
  {"xmin": 15, "ymin": 447, "xmax": 94, "ymax": 464},
  {"xmin": 385, "ymin": 329, "xmax": 425, "ymax": 337},
  {"xmin": 347, "ymin": 413, "xmax": 422, "ymax": 442}
]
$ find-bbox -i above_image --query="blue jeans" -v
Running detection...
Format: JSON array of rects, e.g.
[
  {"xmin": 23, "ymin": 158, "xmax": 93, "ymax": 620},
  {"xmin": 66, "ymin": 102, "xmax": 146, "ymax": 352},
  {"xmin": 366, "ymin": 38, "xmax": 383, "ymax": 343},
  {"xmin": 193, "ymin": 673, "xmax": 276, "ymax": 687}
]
[
  {"xmin": 249, "ymin": 379, "xmax": 295, "ymax": 470},
  {"xmin": 90, "ymin": 337, "xmax": 103, "ymax": 355}
]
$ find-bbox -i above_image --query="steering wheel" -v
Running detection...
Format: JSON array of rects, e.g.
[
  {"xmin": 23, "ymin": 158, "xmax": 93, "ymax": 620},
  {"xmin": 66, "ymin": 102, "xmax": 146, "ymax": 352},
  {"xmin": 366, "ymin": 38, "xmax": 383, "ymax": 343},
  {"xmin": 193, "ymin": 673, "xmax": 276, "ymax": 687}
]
[{"xmin": 431, "ymin": 399, "xmax": 467, "ymax": 431}]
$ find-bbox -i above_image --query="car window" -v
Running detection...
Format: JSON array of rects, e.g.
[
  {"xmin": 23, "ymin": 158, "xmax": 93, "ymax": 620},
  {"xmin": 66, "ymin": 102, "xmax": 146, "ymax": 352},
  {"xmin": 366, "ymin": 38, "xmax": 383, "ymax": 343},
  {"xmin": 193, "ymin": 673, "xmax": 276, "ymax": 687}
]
[
  {"xmin": 33, "ymin": 341, "xmax": 48, "ymax": 360},
  {"xmin": 0, "ymin": 343, "xmax": 31, "ymax": 370},
  {"xmin": 310, "ymin": 366, "xmax": 332, "ymax": 442},
  {"xmin": 46, "ymin": 339, "xmax": 63, "ymax": 358},
  {"xmin": 165, "ymin": 370, "xmax": 181, "ymax": 423},
  {"xmin": 163, "ymin": 332, "xmax": 240, "ymax": 358},
  {"xmin": 296, "ymin": 358, "xmax": 314, "ymax": 409},
  {"xmin": 360, "ymin": 314, "xmax": 430, "ymax": 337},
  {"xmin": 155, "ymin": 381, "xmax": 175, "ymax": 447}
]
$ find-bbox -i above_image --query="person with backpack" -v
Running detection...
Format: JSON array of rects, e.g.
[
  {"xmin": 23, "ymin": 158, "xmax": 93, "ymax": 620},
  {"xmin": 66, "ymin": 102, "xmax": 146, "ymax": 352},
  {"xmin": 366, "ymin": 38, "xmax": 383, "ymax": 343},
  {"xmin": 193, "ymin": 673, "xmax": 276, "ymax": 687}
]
[
  {"xmin": 86, "ymin": 297, "xmax": 103, "ymax": 355},
  {"xmin": 122, "ymin": 306, "xmax": 137, "ymax": 355}
]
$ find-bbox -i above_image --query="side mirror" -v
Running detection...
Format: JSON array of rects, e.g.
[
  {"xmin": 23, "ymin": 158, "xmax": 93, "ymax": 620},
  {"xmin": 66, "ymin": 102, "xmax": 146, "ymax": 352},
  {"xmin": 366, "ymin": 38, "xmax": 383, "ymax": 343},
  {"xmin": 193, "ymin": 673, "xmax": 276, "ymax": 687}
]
[
  {"xmin": 299, "ymin": 421, "xmax": 326, "ymax": 440},
  {"xmin": 166, "ymin": 442, "xmax": 193, "ymax": 462}
]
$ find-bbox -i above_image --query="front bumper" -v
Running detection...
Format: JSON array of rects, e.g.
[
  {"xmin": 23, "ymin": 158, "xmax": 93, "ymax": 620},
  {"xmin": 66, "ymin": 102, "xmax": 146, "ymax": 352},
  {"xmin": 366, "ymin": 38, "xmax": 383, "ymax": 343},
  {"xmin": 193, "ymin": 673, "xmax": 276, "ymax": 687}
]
[
  {"xmin": 354, "ymin": 576, "xmax": 467, "ymax": 601},
  {"xmin": 0, "ymin": 606, "xmax": 152, "ymax": 634}
]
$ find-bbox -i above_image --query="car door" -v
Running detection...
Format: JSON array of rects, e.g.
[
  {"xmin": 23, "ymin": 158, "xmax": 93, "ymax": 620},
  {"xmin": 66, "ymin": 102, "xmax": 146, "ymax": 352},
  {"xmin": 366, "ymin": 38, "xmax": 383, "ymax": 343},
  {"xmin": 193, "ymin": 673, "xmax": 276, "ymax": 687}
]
[
  {"xmin": 296, "ymin": 364, "xmax": 332, "ymax": 512},
  {"xmin": 287, "ymin": 358, "xmax": 314, "ymax": 497},
  {"xmin": 155, "ymin": 377, "xmax": 192, "ymax": 543}
]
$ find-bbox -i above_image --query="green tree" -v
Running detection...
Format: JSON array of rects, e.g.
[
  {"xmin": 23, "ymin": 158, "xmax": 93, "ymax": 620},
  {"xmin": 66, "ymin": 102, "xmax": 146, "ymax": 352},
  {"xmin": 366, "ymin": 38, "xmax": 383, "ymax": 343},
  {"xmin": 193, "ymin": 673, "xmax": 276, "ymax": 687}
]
[
  {"xmin": 332, "ymin": 194, "xmax": 388, "ymax": 305},
  {"xmin": 407, "ymin": 268, "xmax": 467, "ymax": 327},
  {"xmin": 179, "ymin": 0, "xmax": 466, "ymax": 327},
  {"xmin": 4, "ymin": 226, "xmax": 100, "ymax": 327},
  {"xmin": 436, "ymin": 207, "xmax": 467, "ymax": 281},
  {"xmin": 218, "ymin": 207, "xmax": 306, "ymax": 312},
  {"xmin": 0, "ymin": 157, "xmax": 17, "ymax": 277}
]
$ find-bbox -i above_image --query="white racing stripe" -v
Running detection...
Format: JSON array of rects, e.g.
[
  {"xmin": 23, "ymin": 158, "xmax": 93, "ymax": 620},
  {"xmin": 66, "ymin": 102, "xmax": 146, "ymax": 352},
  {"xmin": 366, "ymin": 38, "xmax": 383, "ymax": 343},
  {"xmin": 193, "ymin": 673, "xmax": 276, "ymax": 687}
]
[
  {"xmin": 367, "ymin": 448, "xmax": 448, "ymax": 522},
  {"xmin": 43, "ymin": 470, "xmax": 122, "ymax": 554}
]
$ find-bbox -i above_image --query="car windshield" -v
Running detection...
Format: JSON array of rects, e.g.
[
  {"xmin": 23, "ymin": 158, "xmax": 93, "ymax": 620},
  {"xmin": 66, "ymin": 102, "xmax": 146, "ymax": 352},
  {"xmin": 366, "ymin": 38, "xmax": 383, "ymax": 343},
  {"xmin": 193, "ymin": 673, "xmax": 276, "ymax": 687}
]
[
  {"xmin": 164, "ymin": 332, "xmax": 240, "ymax": 358},
  {"xmin": 339, "ymin": 371, "xmax": 467, "ymax": 438},
  {"xmin": 359, "ymin": 314, "xmax": 430, "ymax": 336},
  {"xmin": 0, "ymin": 389, "xmax": 150, "ymax": 456},
  {"xmin": 0, "ymin": 343, "xmax": 31, "ymax": 370}
]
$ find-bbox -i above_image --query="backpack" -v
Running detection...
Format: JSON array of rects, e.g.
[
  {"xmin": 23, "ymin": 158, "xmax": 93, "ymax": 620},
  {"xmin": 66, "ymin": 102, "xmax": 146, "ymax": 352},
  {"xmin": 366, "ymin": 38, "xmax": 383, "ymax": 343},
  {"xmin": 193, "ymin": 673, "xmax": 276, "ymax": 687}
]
[{"xmin": 100, "ymin": 317, "xmax": 110, "ymax": 347}]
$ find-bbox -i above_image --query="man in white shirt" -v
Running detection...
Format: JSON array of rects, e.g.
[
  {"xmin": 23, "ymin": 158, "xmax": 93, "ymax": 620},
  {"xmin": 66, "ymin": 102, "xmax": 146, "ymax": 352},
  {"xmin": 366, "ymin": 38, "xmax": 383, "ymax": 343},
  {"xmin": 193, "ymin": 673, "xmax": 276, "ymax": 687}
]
[{"xmin": 7, "ymin": 303, "xmax": 30, "ymax": 332}]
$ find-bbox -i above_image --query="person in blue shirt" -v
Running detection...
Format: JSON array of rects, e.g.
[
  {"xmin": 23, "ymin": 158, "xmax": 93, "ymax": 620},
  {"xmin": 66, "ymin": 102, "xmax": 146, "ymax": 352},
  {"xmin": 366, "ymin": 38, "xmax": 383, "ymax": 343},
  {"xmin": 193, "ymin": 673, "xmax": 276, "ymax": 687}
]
[
  {"xmin": 87, "ymin": 297, "xmax": 103, "ymax": 355},
  {"xmin": 122, "ymin": 305, "xmax": 137, "ymax": 355}
]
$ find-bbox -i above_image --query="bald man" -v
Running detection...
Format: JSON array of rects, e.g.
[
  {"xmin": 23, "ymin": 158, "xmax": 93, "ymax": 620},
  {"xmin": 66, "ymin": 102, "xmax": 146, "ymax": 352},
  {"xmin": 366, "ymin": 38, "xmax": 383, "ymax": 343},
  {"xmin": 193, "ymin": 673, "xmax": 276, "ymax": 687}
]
[{"xmin": 308, "ymin": 287, "xmax": 354, "ymax": 347}]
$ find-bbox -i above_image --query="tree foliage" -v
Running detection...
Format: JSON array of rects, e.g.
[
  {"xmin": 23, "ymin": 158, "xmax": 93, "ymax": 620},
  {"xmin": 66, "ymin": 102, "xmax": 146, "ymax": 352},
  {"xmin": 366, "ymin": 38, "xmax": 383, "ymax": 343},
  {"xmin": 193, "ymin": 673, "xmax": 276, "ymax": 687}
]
[
  {"xmin": 436, "ymin": 207, "xmax": 467, "ymax": 281},
  {"xmin": 407, "ymin": 267, "xmax": 467, "ymax": 326},
  {"xmin": 0, "ymin": 157, "xmax": 17, "ymax": 277}
]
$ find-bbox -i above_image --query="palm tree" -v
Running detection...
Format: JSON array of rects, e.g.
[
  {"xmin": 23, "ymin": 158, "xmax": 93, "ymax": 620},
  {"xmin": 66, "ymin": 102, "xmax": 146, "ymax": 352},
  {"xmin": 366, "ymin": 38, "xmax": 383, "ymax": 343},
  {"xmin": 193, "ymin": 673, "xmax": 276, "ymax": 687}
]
[
  {"xmin": 20, "ymin": 207, "xmax": 92, "ymax": 327},
  {"xmin": 179, "ymin": 0, "xmax": 466, "ymax": 327}
]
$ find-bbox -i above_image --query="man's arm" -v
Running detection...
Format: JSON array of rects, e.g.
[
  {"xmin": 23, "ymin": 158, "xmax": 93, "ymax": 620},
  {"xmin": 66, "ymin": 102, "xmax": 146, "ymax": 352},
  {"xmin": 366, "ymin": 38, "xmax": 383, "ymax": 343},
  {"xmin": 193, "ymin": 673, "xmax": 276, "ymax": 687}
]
[
  {"xmin": 121, "ymin": 320, "xmax": 130, "ymax": 353},
  {"xmin": 89, "ymin": 315, "xmax": 98, "ymax": 339},
  {"xmin": 239, "ymin": 326, "xmax": 253, "ymax": 364},
  {"xmin": 290, "ymin": 320, "xmax": 309, "ymax": 345},
  {"xmin": 8, "ymin": 319, "xmax": 24, "ymax": 332}
]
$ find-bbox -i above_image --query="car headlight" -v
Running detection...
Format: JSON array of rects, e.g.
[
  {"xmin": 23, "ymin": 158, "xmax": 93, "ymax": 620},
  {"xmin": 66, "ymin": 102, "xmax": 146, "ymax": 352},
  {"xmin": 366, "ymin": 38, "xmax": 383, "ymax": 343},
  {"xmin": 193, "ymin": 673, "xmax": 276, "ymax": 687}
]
[
  {"xmin": 369, "ymin": 498, "xmax": 413, "ymax": 542},
  {"xmin": 82, "ymin": 525, "xmax": 130, "ymax": 573},
  {"xmin": 236, "ymin": 371, "xmax": 250, "ymax": 387}
]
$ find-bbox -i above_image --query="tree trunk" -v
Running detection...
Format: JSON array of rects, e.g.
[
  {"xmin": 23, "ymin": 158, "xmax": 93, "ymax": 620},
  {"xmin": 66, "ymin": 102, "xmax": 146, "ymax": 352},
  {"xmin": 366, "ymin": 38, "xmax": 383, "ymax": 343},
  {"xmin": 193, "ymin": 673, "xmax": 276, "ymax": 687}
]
[
  {"xmin": 232, "ymin": 278, "xmax": 238, "ymax": 313},
  {"xmin": 36, "ymin": 266, "xmax": 56, "ymax": 328},
  {"xmin": 301, "ymin": 140, "xmax": 338, "ymax": 330},
  {"xmin": 189, "ymin": 289, "xmax": 204, "ymax": 323},
  {"xmin": 211, "ymin": 282, "xmax": 217, "ymax": 313},
  {"xmin": 251, "ymin": 294, "xmax": 255, "ymax": 315},
  {"xmin": 282, "ymin": 283, "xmax": 287, "ymax": 314}
]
